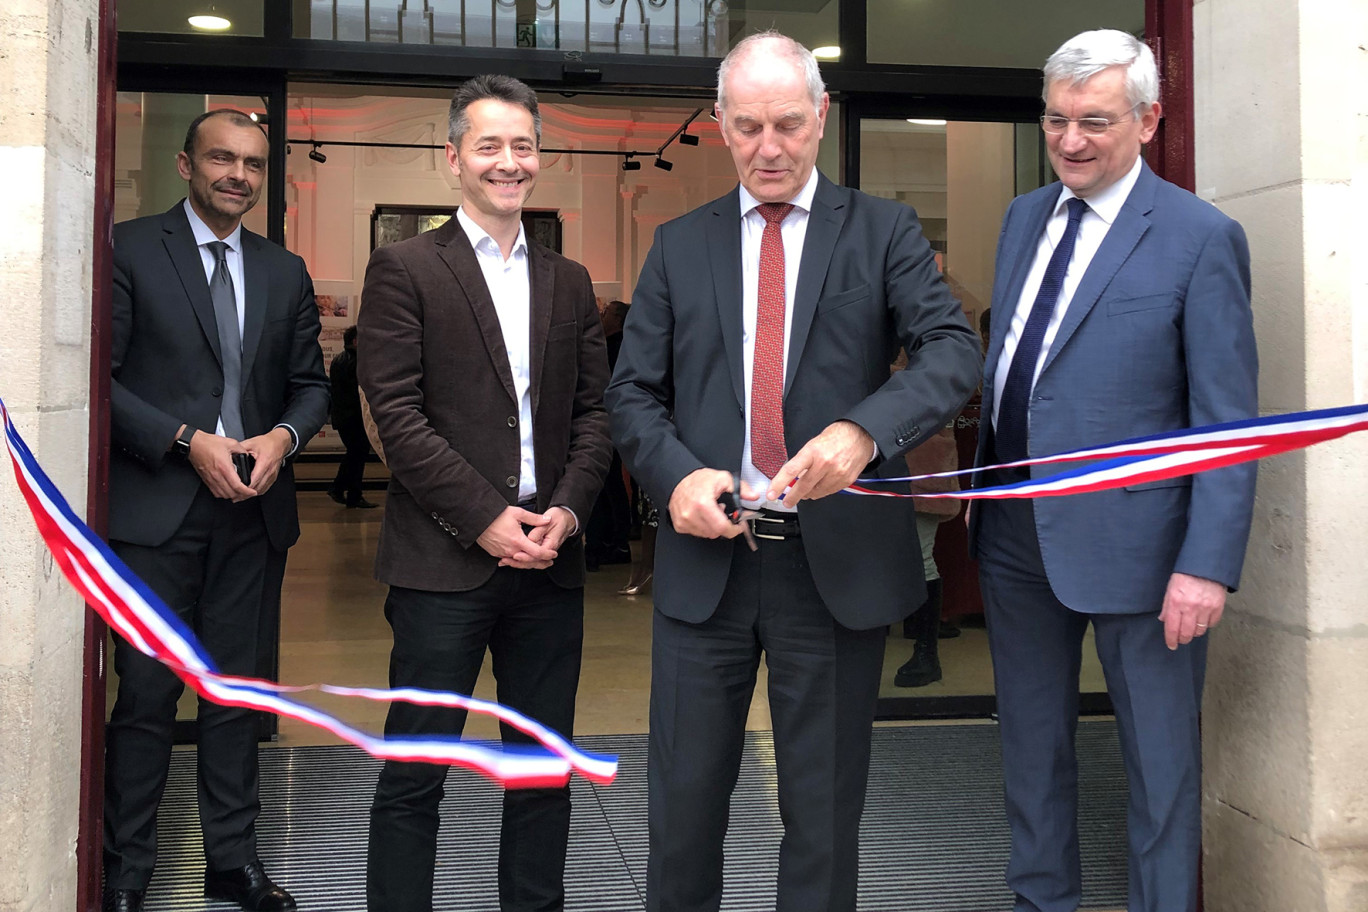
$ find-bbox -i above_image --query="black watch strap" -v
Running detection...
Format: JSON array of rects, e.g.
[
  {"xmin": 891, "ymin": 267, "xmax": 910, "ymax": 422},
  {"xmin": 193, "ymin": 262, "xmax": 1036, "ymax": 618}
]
[{"xmin": 173, "ymin": 425, "xmax": 197, "ymax": 457}]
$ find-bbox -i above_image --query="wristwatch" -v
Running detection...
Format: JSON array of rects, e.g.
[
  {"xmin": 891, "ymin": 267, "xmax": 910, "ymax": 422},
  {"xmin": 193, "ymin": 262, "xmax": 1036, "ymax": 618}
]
[{"xmin": 173, "ymin": 424, "xmax": 197, "ymax": 458}]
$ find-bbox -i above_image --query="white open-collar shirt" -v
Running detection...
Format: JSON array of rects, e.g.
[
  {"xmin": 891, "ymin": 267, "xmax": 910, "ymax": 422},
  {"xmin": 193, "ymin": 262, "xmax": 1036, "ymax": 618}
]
[{"xmin": 456, "ymin": 206, "xmax": 538, "ymax": 503}]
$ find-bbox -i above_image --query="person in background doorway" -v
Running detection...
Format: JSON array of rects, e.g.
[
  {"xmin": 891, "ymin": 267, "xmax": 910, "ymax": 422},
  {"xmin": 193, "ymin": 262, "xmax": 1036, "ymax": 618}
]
[
  {"xmin": 358, "ymin": 74, "xmax": 612, "ymax": 912},
  {"xmin": 970, "ymin": 30, "xmax": 1257, "ymax": 912},
  {"xmin": 105, "ymin": 108, "xmax": 329, "ymax": 912},
  {"xmin": 327, "ymin": 324, "xmax": 377, "ymax": 509},
  {"xmin": 585, "ymin": 299, "xmax": 634, "ymax": 570},
  {"xmin": 607, "ymin": 31, "xmax": 981, "ymax": 911},
  {"xmin": 894, "ymin": 421, "xmax": 961, "ymax": 687}
]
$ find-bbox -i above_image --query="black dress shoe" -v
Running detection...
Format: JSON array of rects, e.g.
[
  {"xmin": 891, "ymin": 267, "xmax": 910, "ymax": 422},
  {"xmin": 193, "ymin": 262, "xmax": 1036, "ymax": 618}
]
[
  {"xmin": 102, "ymin": 888, "xmax": 144, "ymax": 912},
  {"xmin": 326, "ymin": 488, "xmax": 346, "ymax": 505},
  {"xmin": 346, "ymin": 497, "xmax": 379, "ymax": 509},
  {"xmin": 204, "ymin": 861, "xmax": 296, "ymax": 911}
]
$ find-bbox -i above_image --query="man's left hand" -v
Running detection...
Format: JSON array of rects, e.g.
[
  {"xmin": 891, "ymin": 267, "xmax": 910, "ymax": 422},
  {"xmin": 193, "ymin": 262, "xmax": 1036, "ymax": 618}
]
[
  {"xmin": 767, "ymin": 420, "xmax": 875, "ymax": 505},
  {"xmin": 503, "ymin": 506, "xmax": 576, "ymax": 570},
  {"xmin": 1159, "ymin": 572, "xmax": 1227, "ymax": 650},
  {"xmin": 241, "ymin": 428, "xmax": 293, "ymax": 496}
]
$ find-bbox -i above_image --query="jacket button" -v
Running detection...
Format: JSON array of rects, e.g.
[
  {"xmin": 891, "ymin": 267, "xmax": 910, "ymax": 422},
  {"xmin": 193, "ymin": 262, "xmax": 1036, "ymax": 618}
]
[
  {"xmin": 507, "ymin": 416, "xmax": 517, "ymax": 427},
  {"xmin": 212, "ymin": 387, "xmax": 222, "ymax": 397},
  {"xmin": 506, "ymin": 475, "xmax": 518, "ymax": 488}
]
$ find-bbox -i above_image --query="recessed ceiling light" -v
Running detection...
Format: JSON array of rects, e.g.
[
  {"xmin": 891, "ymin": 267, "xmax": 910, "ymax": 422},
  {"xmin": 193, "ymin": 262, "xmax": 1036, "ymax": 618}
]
[
  {"xmin": 812, "ymin": 46, "xmax": 841, "ymax": 60},
  {"xmin": 188, "ymin": 15, "xmax": 232, "ymax": 31},
  {"xmin": 907, "ymin": 118, "xmax": 947, "ymax": 126}
]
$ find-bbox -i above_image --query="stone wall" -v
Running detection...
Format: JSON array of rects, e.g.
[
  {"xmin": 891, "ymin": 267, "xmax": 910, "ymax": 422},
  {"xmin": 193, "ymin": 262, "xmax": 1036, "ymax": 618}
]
[
  {"xmin": 0, "ymin": 0, "xmax": 98, "ymax": 909},
  {"xmin": 1195, "ymin": 1, "xmax": 1368, "ymax": 909}
]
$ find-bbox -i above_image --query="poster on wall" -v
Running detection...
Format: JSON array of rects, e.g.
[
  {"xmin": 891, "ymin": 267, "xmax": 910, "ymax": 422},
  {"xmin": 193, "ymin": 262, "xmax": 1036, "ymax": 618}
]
[{"xmin": 312, "ymin": 281, "xmax": 356, "ymax": 454}]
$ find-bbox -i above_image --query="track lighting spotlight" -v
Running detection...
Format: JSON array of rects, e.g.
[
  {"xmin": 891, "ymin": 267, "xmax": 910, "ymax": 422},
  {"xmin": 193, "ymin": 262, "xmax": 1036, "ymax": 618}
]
[
  {"xmin": 308, "ymin": 144, "xmax": 327, "ymax": 164},
  {"xmin": 678, "ymin": 132, "xmax": 699, "ymax": 146},
  {"xmin": 622, "ymin": 157, "xmax": 641, "ymax": 171},
  {"xmin": 250, "ymin": 111, "xmax": 269, "ymax": 125},
  {"xmin": 653, "ymin": 157, "xmax": 673, "ymax": 171}
]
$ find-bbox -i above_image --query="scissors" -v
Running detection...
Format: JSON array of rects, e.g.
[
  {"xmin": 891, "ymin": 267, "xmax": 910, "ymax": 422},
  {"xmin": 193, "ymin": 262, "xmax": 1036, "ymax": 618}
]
[{"xmin": 717, "ymin": 476, "xmax": 759, "ymax": 551}]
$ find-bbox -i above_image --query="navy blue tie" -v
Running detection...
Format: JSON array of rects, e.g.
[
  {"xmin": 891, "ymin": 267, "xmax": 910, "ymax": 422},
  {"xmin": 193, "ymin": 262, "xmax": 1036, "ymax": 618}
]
[{"xmin": 994, "ymin": 196, "xmax": 1088, "ymax": 463}]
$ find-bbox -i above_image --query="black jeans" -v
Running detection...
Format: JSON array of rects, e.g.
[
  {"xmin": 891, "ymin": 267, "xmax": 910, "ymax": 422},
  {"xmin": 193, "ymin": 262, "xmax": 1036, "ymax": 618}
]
[
  {"xmin": 330, "ymin": 420, "xmax": 370, "ymax": 504},
  {"xmin": 367, "ymin": 570, "xmax": 584, "ymax": 912}
]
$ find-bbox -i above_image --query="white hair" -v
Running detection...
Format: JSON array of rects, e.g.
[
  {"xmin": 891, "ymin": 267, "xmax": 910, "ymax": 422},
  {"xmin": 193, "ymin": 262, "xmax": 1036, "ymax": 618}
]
[
  {"xmin": 716, "ymin": 30, "xmax": 826, "ymax": 118},
  {"xmin": 1043, "ymin": 29, "xmax": 1159, "ymax": 110}
]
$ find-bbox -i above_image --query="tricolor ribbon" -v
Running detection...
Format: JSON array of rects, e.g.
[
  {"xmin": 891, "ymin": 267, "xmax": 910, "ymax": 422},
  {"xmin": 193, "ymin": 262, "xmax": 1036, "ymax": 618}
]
[
  {"xmin": 846, "ymin": 403, "xmax": 1368, "ymax": 500},
  {"xmin": 0, "ymin": 396, "xmax": 616, "ymax": 788}
]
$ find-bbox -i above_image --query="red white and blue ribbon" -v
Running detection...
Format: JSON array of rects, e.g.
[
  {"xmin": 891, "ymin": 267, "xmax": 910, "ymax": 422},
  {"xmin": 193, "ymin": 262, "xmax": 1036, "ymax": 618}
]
[
  {"xmin": 847, "ymin": 403, "xmax": 1368, "ymax": 500},
  {"xmin": 0, "ymin": 396, "xmax": 616, "ymax": 789}
]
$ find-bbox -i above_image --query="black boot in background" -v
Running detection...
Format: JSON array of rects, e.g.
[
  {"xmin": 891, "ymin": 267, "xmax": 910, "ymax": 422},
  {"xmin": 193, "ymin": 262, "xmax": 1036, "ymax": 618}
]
[{"xmin": 895, "ymin": 579, "xmax": 943, "ymax": 687}]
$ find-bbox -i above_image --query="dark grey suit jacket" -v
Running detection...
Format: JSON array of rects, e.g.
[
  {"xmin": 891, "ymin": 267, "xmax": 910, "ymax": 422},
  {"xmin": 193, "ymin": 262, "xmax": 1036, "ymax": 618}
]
[
  {"xmin": 110, "ymin": 202, "xmax": 330, "ymax": 551},
  {"xmin": 607, "ymin": 174, "xmax": 982, "ymax": 630},
  {"xmin": 969, "ymin": 162, "xmax": 1259, "ymax": 612},
  {"xmin": 357, "ymin": 216, "xmax": 612, "ymax": 593}
]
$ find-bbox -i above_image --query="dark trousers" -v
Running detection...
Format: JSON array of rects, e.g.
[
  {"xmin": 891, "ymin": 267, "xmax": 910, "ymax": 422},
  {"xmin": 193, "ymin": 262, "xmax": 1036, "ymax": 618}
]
[
  {"xmin": 647, "ymin": 537, "xmax": 886, "ymax": 912},
  {"xmin": 104, "ymin": 487, "xmax": 270, "ymax": 890},
  {"xmin": 977, "ymin": 497, "xmax": 1206, "ymax": 912},
  {"xmin": 585, "ymin": 450, "xmax": 631, "ymax": 561},
  {"xmin": 330, "ymin": 420, "xmax": 370, "ymax": 504},
  {"xmin": 367, "ymin": 571, "xmax": 584, "ymax": 912}
]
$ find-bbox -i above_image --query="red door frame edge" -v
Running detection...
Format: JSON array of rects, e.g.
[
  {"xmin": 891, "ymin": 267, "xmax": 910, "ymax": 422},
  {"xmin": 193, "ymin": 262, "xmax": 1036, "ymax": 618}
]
[
  {"xmin": 79, "ymin": 0, "xmax": 117, "ymax": 907},
  {"xmin": 1145, "ymin": 0, "xmax": 1196, "ymax": 192}
]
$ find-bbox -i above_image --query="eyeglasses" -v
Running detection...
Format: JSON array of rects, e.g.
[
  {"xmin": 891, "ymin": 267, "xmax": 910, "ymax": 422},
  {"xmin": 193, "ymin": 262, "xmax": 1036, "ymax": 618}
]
[{"xmin": 1039, "ymin": 114, "xmax": 1135, "ymax": 136}]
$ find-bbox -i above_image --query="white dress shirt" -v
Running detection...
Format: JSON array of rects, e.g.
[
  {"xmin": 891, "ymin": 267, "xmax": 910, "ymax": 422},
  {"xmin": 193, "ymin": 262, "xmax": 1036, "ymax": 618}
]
[
  {"xmin": 738, "ymin": 168, "xmax": 820, "ymax": 512},
  {"xmin": 991, "ymin": 155, "xmax": 1144, "ymax": 429},
  {"xmin": 456, "ymin": 207, "xmax": 538, "ymax": 503}
]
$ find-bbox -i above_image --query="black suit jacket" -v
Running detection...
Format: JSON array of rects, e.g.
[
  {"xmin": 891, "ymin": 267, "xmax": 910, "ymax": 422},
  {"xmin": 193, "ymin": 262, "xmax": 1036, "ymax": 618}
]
[
  {"xmin": 110, "ymin": 202, "xmax": 330, "ymax": 550},
  {"xmin": 607, "ymin": 174, "xmax": 982, "ymax": 630},
  {"xmin": 357, "ymin": 216, "xmax": 612, "ymax": 593}
]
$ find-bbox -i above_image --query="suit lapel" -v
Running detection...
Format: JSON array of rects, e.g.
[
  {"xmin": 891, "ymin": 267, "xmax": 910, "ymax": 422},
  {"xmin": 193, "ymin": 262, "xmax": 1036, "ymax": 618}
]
[
  {"xmin": 784, "ymin": 176, "xmax": 846, "ymax": 396},
  {"xmin": 238, "ymin": 230, "xmax": 269, "ymax": 387},
  {"xmin": 983, "ymin": 191, "xmax": 1055, "ymax": 392},
  {"xmin": 433, "ymin": 216, "xmax": 518, "ymax": 404},
  {"xmin": 160, "ymin": 204, "xmax": 222, "ymax": 366},
  {"xmin": 527, "ymin": 241, "xmax": 555, "ymax": 418},
  {"xmin": 707, "ymin": 189, "xmax": 746, "ymax": 409},
  {"xmin": 1039, "ymin": 165, "xmax": 1156, "ymax": 376}
]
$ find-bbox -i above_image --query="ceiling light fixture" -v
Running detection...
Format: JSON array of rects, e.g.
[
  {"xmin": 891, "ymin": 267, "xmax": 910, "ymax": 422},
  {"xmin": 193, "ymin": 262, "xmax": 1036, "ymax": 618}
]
[
  {"xmin": 812, "ymin": 46, "xmax": 841, "ymax": 60},
  {"xmin": 678, "ymin": 132, "xmax": 699, "ymax": 146},
  {"xmin": 653, "ymin": 157, "xmax": 673, "ymax": 171},
  {"xmin": 308, "ymin": 143, "xmax": 327, "ymax": 164},
  {"xmin": 622, "ymin": 156, "xmax": 641, "ymax": 171},
  {"xmin": 250, "ymin": 111, "xmax": 269, "ymax": 125},
  {"xmin": 907, "ymin": 118, "xmax": 948, "ymax": 126},
  {"xmin": 188, "ymin": 7, "xmax": 232, "ymax": 31}
]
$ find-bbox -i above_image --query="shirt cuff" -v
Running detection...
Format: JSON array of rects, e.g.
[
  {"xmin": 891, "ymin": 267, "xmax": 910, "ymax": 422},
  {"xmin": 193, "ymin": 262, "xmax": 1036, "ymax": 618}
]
[
  {"xmin": 870, "ymin": 440, "xmax": 880, "ymax": 464},
  {"xmin": 274, "ymin": 423, "xmax": 300, "ymax": 457}
]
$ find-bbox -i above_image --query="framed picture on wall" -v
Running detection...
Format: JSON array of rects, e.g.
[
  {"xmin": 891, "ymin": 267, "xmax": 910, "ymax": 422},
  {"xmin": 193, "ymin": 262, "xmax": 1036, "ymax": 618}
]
[{"xmin": 370, "ymin": 205, "xmax": 562, "ymax": 253}]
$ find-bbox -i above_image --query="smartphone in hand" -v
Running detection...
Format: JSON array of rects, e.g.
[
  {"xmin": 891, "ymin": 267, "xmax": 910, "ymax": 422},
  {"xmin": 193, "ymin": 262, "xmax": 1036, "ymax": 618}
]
[{"xmin": 232, "ymin": 453, "xmax": 255, "ymax": 486}]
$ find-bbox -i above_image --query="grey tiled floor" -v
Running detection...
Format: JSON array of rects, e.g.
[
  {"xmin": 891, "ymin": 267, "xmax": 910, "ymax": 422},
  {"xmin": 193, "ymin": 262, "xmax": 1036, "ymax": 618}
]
[{"xmin": 143, "ymin": 722, "xmax": 1128, "ymax": 911}]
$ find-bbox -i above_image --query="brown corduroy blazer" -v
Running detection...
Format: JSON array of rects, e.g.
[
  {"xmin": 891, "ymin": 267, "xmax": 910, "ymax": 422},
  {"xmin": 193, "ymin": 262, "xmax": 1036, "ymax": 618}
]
[{"xmin": 356, "ymin": 216, "xmax": 612, "ymax": 592}]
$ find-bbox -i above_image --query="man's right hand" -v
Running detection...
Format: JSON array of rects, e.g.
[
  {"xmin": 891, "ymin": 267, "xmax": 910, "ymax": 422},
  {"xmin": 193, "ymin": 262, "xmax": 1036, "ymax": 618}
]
[
  {"xmin": 186, "ymin": 430, "xmax": 257, "ymax": 502},
  {"xmin": 476, "ymin": 506, "xmax": 559, "ymax": 565},
  {"xmin": 668, "ymin": 469, "xmax": 756, "ymax": 540}
]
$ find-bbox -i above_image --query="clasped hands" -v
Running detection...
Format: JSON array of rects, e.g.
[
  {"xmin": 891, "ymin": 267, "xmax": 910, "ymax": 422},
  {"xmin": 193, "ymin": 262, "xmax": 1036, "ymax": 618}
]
[
  {"xmin": 668, "ymin": 420, "xmax": 874, "ymax": 539},
  {"xmin": 477, "ymin": 504, "xmax": 576, "ymax": 570},
  {"xmin": 186, "ymin": 427, "xmax": 291, "ymax": 502}
]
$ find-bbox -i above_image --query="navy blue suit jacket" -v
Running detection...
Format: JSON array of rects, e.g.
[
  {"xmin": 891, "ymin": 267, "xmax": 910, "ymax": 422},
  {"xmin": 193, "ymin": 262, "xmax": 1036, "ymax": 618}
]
[{"xmin": 969, "ymin": 162, "xmax": 1258, "ymax": 613}]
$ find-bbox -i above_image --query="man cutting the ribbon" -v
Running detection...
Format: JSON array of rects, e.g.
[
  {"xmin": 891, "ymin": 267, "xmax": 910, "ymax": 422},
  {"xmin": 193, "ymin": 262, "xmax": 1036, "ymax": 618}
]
[
  {"xmin": 969, "ymin": 30, "xmax": 1259, "ymax": 912},
  {"xmin": 607, "ymin": 31, "xmax": 981, "ymax": 912}
]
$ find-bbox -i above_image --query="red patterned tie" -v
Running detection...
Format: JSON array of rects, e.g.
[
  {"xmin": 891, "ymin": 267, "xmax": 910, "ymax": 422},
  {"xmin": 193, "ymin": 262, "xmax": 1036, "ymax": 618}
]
[{"xmin": 751, "ymin": 202, "xmax": 795, "ymax": 481}]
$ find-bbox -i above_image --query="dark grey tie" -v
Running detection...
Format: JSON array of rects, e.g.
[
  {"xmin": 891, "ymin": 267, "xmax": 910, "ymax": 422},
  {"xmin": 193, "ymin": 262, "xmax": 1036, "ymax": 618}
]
[{"xmin": 205, "ymin": 241, "xmax": 245, "ymax": 440}]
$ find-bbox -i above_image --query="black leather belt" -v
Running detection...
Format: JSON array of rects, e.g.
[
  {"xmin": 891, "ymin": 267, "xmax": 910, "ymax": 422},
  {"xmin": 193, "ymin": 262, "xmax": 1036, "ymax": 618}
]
[{"xmin": 748, "ymin": 509, "xmax": 800, "ymax": 541}]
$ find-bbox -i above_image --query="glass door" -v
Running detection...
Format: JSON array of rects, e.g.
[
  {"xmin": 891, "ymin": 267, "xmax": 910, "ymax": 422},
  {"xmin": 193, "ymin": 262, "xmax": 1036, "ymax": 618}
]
[{"xmin": 854, "ymin": 113, "xmax": 1112, "ymax": 719}]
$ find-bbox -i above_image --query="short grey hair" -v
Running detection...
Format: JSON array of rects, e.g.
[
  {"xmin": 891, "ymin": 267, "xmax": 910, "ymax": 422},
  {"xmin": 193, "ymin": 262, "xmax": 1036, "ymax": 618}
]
[
  {"xmin": 716, "ymin": 30, "xmax": 826, "ymax": 119},
  {"xmin": 1043, "ymin": 29, "xmax": 1159, "ymax": 111},
  {"xmin": 448, "ymin": 74, "xmax": 542, "ymax": 148}
]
